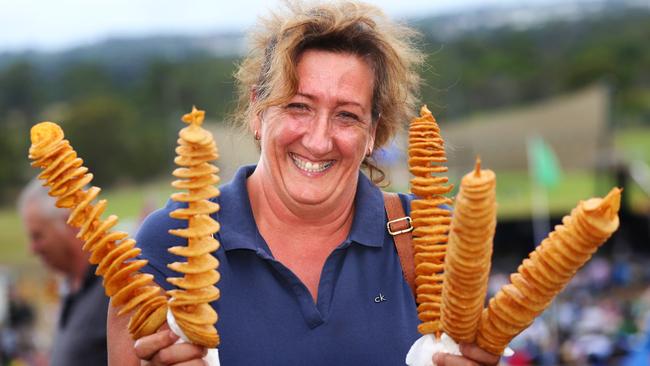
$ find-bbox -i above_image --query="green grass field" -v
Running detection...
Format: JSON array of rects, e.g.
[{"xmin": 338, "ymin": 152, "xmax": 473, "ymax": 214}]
[
  {"xmin": 0, "ymin": 209, "xmax": 34, "ymax": 266},
  {"xmin": 615, "ymin": 127, "xmax": 650, "ymax": 163},
  {"xmin": 614, "ymin": 127, "xmax": 650, "ymax": 211},
  {"xmin": 495, "ymin": 170, "xmax": 598, "ymax": 219}
]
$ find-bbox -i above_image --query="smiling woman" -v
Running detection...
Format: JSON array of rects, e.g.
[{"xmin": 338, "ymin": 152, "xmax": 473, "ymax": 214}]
[
  {"xmin": 250, "ymin": 50, "xmax": 376, "ymax": 209},
  {"xmin": 106, "ymin": 1, "xmax": 498, "ymax": 366}
]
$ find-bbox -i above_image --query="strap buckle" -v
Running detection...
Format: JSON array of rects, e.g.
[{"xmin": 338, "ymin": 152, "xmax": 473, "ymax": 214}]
[{"xmin": 386, "ymin": 216, "xmax": 413, "ymax": 236}]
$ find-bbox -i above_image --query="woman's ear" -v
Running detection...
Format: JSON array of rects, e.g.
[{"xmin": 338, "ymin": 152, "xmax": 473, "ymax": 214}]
[
  {"xmin": 251, "ymin": 116, "xmax": 261, "ymax": 140},
  {"xmin": 368, "ymin": 115, "xmax": 379, "ymax": 150}
]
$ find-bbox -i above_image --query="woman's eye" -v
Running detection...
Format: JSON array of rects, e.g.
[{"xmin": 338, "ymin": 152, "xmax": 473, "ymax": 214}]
[
  {"xmin": 337, "ymin": 111, "xmax": 360, "ymax": 121},
  {"xmin": 286, "ymin": 103, "xmax": 309, "ymax": 111}
]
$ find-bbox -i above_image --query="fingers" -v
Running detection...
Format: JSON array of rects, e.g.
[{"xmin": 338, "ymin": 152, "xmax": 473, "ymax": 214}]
[
  {"xmin": 173, "ymin": 361, "xmax": 208, "ymax": 366},
  {"xmin": 134, "ymin": 329, "xmax": 180, "ymax": 361},
  {"xmin": 459, "ymin": 343, "xmax": 501, "ymax": 366},
  {"xmin": 150, "ymin": 343, "xmax": 207, "ymax": 365},
  {"xmin": 433, "ymin": 352, "xmax": 479, "ymax": 366},
  {"xmin": 433, "ymin": 343, "xmax": 501, "ymax": 366}
]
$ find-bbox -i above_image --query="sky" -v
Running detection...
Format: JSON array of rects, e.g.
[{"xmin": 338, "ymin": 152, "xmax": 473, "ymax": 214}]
[{"xmin": 0, "ymin": 0, "xmax": 549, "ymax": 52}]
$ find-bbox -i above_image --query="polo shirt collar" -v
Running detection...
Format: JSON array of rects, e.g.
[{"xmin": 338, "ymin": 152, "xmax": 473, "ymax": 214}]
[
  {"xmin": 348, "ymin": 170, "xmax": 386, "ymax": 248},
  {"xmin": 217, "ymin": 165, "xmax": 264, "ymax": 252},
  {"xmin": 217, "ymin": 165, "xmax": 386, "ymax": 252}
]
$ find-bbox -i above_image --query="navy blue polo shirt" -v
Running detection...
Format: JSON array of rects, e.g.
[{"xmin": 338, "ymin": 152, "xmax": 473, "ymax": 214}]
[{"xmin": 136, "ymin": 165, "xmax": 420, "ymax": 365}]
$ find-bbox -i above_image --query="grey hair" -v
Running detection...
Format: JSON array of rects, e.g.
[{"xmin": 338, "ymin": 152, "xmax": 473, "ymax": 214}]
[{"xmin": 17, "ymin": 178, "xmax": 69, "ymax": 223}]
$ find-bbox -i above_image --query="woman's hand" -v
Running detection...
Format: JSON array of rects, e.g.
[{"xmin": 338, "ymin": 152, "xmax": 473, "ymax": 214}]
[
  {"xmin": 108, "ymin": 301, "xmax": 207, "ymax": 366},
  {"xmin": 134, "ymin": 329, "xmax": 208, "ymax": 366},
  {"xmin": 433, "ymin": 343, "xmax": 501, "ymax": 366}
]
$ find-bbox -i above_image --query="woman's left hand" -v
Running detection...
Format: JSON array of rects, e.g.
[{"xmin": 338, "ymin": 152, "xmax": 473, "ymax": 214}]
[{"xmin": 433, "ymin": 343, "xmax": 501, "ymax": 366}]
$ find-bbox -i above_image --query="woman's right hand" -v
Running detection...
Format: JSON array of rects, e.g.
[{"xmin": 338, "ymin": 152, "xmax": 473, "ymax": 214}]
[
  {"xmin": 433, "ymin": 343, "xmax": 501, "ymax": 366},
  {"xmin": 134, "ymin": 329, "xmax": 208, "ymax": 365}
]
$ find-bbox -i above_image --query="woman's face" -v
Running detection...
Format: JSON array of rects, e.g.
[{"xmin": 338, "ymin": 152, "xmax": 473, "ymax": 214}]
[{"xmin": 255, "ymin": 49, "xmax": 376, "ymax": 207}]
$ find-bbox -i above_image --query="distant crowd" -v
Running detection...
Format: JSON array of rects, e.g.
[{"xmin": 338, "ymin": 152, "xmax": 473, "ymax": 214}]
[{"xmin": 491, "ymin": 252, "xmax": 650, "ymax": 366}]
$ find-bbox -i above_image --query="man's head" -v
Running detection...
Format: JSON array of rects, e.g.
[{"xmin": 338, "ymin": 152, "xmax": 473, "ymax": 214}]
[{"xmin": 18, "ymin": 179, "xmax": 84, "ymax": 276}]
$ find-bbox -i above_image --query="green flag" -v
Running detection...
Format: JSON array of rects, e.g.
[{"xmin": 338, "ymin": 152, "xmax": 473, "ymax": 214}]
[{"xmin": 528, "ymin": 136, "xmax": 562, "ymax": 188}]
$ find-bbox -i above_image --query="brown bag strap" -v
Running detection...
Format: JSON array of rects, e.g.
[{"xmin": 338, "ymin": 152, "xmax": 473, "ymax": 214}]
[{"xmin": 382, "ymin": 191, "xmax": 415, "ymax": 295}]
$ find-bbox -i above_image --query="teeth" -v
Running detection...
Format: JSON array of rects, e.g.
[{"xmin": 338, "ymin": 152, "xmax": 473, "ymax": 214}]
[{"xmin": 290, "ymin": 153, "xmax": 333, "ymax": 173}]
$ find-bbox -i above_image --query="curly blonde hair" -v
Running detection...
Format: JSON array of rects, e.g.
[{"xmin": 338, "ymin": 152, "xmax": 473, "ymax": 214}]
[{"xmin": 233, "ymin": 0, "xmax": 423, "ymax": 183}]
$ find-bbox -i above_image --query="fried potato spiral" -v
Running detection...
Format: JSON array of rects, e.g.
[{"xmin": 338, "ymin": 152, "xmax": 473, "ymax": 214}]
[
  {"xmin": 408, "ymin": 105, "xmax": 453, "ymax": 336},
  {"xmin": 476, "ymin": 188, "xmax": 621, "ymax": 355},
  {"xmin": 166, "ymin": 107, "xmax": 221, "ymax": 348},
  {"xmin": 440, "ymin": 158, "xmax": 496, "ymax": 343},
  {"xmin": 28, "ymin": 122, "xmax": 168, "ymax": 340}
]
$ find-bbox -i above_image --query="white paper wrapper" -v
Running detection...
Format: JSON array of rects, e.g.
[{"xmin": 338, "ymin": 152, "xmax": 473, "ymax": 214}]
[
  {"xmin": 406, "ymin": 333, "xmax": 460, "ymax": 366},
  {"xmin": 405, "ymin": 333, "xmax": 514, "ymax": 366},
  {"xmin": 167, "ymin": 308, "xmax": 220, "ymax": 365}
]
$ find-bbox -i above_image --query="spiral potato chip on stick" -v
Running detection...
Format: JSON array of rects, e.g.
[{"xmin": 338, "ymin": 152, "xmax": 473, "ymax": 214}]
[
  {"xmin": 476, "ymin": 188, "xmax": 622, "ymax": 355},
  {"xmin": 166, "ymin": 107, "xmax": 222, "ymax": 348},
  {"xmin": 408, "ymin": 105, "xmax": 453, "ymax": 336},
  {"xmin": 441, "ymin": 158, "xmax": 496, "ymax": 343},
  {"xmin": 28, "ymin": 122, "xmax": 168, "ymax": 340}
]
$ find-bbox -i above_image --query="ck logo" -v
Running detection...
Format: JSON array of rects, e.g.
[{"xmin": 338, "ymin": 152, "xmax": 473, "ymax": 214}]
[{"xmin": 374, "ymin": 293, "xmax": 387, "ymax": 303}]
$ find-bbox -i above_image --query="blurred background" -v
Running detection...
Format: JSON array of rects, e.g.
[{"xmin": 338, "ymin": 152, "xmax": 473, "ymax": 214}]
[{"xmin": 0, "ymin": 0, "xmax": 649, "ymax": 364}]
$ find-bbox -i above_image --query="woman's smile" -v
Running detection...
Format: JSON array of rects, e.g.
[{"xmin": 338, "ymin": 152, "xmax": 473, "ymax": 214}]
[{"xmin": 289, "ymin": 152, "xmax": 335, "ymax": 174}]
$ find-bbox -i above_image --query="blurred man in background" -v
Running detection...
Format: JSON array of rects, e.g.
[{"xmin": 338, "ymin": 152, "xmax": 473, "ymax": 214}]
[{"xmin": 18, "ymin": 179, "xmax": 108, "ymax": 366}]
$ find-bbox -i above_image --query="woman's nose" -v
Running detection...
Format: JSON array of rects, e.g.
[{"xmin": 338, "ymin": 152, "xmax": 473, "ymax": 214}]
[{"xmin": 302, "ymin": 113, "xmax": 332, "ymax": 156}]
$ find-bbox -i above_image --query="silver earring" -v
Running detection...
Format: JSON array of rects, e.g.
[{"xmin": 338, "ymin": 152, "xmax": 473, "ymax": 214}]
[{"xmin": 254, "ymin": 129, "xmax": 260, "ymax": 141}]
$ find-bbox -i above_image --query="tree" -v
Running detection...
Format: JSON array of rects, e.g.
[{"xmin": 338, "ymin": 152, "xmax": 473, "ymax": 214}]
[{"xmin": 61, "ymin": 96, "xmax": 166, "ymax": 186}]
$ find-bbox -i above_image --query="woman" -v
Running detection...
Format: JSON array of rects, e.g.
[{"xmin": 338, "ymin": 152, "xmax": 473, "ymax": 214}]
[{"xmin": 108, "ymin": 1, "xmax": 501, "ymax": 365}]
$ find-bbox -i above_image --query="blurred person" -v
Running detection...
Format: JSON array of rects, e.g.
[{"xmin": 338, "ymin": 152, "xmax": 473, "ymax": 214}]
[
  {"xmin": 18, "ymin": 179, "xmax": 109, "ymax": 366},
  {"xmin": 107, "ymin": 1, "xmax": 501, "ymax": 365},
  {"xmin": 0, "ymin": 270, "xmax": 8, "ymax": 326},
  {"xmin": 576, "ymin": 332, "xmax": 613, "ymax": 365},
  {"xmin": 6, "ymin": 286, "xmax": 36, "ymax": 359},
  {"xmin": 622, "ymin": 289, "xmax": 650, "ymax": 365},
  {"xmin": 623, "ymin": 333, "xmax": 650, "ymax": 366},
  {"xmin": 1, "ymin": 285, "xmax": 50, "ymax": 366},
  {"xmin": 487, "ymin": 271, "xmax": 509, "ymax": 298},
  {"xmin": 586, "ymin": 257, "xmax": 611, "ymax": 292},
  {"xmin": 612, "ymin": 253, "xmax": 633, "ymax": 287}
]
